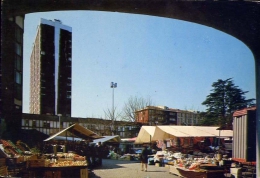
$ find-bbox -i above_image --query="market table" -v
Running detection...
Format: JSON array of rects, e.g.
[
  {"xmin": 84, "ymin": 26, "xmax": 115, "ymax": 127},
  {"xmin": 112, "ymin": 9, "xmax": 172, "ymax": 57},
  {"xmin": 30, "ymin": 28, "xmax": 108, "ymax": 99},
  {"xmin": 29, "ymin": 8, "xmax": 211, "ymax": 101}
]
[
  {"xmin": 169, "ymin": 165, "xmax": 226, "ymax": 178},
  {"xmin": 27, "ymin": 166, "xmax": 88, "ymax": 178}
]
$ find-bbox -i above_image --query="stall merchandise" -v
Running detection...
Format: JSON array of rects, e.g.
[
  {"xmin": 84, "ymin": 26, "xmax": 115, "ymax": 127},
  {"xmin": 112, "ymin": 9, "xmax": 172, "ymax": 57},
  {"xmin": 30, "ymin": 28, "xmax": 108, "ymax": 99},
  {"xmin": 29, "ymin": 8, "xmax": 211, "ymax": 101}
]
[
  {"xmin": 0, "ymin": 140, "xmax": 23, "ymax": 157},
  {"xmin": 169, "ymin": 165, "xmax": 226, "ymax": 178},
  {"xmin": 26, "ymin": 153, "xmax": 88, "ymax": 178},
  {"xmin": 149, "ymin": 150, "xmax": 231, "ymax": 178}
]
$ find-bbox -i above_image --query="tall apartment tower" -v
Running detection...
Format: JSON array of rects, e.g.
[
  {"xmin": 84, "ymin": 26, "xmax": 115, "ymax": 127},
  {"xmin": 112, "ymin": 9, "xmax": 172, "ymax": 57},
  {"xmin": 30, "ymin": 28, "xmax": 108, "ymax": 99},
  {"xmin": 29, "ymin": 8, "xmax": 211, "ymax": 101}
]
[{"xmin": 30, "ymin": 18, "xmax": 72, "ymax": 116}]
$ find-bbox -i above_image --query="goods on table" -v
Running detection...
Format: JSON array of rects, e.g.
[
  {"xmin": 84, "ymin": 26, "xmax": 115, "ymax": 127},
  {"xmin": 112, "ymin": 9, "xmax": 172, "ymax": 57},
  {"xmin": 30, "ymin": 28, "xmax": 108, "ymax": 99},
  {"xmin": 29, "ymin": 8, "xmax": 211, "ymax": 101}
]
[
  {"xmin": 49, "ymin": 160, "xmax": 87, "ymax": 167},
  {"xmin": 27, "ymin": 152, "xmax": 87, "ymax": 168},
  {"xmin": 0, "ymin": 140, "xmax": 23, "ymax": 157}
]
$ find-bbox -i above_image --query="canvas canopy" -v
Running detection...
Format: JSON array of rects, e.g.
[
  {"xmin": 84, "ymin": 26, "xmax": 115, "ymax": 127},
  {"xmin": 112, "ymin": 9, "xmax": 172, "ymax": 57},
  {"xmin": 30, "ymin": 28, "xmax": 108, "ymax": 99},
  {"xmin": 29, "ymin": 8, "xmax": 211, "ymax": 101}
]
[
  {"xmin": 92, "ymin": 135, "xmax": 121, "ymax": 144},
  {"xmin": 135, "ymin": 126, "xmax": 233, "ymax": 143},
  {"xmin": 44, "ymin": 123, "xmax": 102, "ymax": 141},
  {"xmin": 121, "ymin": 137, "xmax": 137, "ymax": 142},
  {"xmin": 154, "ymin": 126, "xmax": 233, "ymax": 140},
  {"xmin": 135, "ymin": 126, "xmax": 156, "ymax": 143}
]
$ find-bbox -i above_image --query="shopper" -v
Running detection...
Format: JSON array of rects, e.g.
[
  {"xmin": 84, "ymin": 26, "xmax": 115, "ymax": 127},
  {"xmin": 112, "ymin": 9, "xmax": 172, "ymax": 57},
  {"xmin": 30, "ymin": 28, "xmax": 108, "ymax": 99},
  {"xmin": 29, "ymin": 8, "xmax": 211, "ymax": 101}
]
[
  {"xmin": 140, "ymin": 145, "xmax": 150, "ymax": 172},
  {"xmin": 90, "ymin": 144, "xmax": 97, "ymax": 167},
  {"xmin": 96, "ymin": 142, "xmax": 103, "ymax": 166}
]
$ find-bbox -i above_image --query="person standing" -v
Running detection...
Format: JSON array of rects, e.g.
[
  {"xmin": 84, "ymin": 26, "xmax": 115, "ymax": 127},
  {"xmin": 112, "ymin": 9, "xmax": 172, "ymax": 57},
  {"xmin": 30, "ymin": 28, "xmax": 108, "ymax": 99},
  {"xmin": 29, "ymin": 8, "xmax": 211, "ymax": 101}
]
[
  {"xmin": 84, "ymin": 142, "xmax": 92, "ymax": 169},
  {"xmin": 96, "ymin": 142, "xmax": 103, "ymax": 166},
  {"xmin": 140, "ymin": 145, "xmax": 150, "ymax": 172},
  {"xmin": 90, "ymin": 144, "xmax": 96, "ymax": 167}
]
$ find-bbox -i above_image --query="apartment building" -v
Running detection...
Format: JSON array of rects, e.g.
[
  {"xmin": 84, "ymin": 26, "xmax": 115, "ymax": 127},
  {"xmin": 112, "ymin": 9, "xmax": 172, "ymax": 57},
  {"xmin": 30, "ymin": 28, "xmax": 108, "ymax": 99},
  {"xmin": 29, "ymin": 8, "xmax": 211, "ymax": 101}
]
[
  {"xmin": 30, "ymin": 18, "xmax": 72, "ymax": 116},
  {"xmin": 135, "ymin": 106, "xmax": 200, "ymax": 126}
]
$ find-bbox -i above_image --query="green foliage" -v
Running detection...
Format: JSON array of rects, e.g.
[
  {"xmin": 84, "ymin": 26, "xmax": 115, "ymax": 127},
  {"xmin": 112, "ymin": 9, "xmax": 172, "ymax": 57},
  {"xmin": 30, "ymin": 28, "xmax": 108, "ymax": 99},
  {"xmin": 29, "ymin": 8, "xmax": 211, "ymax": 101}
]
[
  {"xmin": 30, "ymin": 147, "xmax": 40, "ymax": 154},
  {"xmin": 201, "ymin": 78, "xmax": 255, "ymax": 126}
]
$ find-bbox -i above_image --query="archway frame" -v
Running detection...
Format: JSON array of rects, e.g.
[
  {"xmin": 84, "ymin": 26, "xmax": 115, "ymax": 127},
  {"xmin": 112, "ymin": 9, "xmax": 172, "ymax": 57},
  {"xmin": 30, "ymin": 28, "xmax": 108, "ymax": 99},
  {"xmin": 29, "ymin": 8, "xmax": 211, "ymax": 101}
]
[{"xmin": 1, "ymin": 0, "xmax": 260, "ymax": 175}]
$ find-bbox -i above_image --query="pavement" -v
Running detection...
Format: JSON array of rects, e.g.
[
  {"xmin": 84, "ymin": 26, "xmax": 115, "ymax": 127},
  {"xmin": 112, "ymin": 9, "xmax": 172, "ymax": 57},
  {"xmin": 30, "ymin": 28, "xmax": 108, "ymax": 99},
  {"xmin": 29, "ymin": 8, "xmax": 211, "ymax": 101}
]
[{"xmin": 89, "ymin": 159, "xmax": 179, "ymax": 178}]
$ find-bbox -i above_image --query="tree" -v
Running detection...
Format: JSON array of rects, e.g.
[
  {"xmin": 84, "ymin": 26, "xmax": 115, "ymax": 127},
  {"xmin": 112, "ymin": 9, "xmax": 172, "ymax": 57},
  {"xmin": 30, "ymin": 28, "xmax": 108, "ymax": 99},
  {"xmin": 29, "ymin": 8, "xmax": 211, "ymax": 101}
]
[
  {"xmin": 201, "ymin": 78, "xmax": 255, "ymax": 126},
  {"xmin": 122, "ymin": 96, "xmax": 154, "ymax": 122},
  {"xmin": 103, "ymin": 107, "xmax": 121, "ymax": 135}
]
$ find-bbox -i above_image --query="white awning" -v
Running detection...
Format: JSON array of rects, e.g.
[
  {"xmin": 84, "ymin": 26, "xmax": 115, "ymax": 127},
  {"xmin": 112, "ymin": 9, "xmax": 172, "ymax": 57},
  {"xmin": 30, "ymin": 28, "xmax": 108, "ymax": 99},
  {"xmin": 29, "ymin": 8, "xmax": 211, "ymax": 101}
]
[
  {"xmin": 154, "ymin": 126, "xmax": 233, "ymax": 138},
  {"xmin": 92, "ymin": 135, "xmax": 121, "ymax": 144},
  {"xmin": 135, "ymin": 126, "xmax": 156, "ymax": 144},
  {"xmin": 135, "ymin": 125, "xmax": 233, "ymax": 144}
]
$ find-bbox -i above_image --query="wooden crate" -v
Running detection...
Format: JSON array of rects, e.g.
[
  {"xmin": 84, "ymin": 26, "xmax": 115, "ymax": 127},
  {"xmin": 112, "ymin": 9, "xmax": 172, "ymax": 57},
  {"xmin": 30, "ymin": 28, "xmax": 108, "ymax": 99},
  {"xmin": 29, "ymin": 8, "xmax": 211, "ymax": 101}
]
[
  {"xmin": 0, "ymin": 158, "xmax": 5, "ymax": 166},
  {"xmin": 27, "ymin": 159, "xmax": 50, "ymax": 167},
  {"xmin": 44, "ymin": 171, "xmax": 61, "ymax": 178},
  {"xmin": 80, "ymin": 168, "xmax": 88, "ymax": 178},
  {"xmin": 0, "ymin": 166, "xmax": 8, "ymax": 177}
]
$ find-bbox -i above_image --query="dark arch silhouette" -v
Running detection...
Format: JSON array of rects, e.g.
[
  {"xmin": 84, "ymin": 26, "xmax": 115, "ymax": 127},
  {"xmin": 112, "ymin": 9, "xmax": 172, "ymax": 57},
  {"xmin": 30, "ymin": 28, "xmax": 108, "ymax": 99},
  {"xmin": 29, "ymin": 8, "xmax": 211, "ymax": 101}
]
[{"xmin": 1, "ymin": 0, "xmax": 260, "ymax": 175}]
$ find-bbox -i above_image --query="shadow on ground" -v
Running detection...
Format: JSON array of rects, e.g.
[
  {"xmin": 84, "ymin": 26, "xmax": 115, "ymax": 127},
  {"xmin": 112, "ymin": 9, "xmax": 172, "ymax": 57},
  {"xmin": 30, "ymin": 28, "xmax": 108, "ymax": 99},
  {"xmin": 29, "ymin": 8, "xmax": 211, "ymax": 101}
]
[{"xmin": 92, "ymin": 159, "xmax": 140, "ymax": 170}]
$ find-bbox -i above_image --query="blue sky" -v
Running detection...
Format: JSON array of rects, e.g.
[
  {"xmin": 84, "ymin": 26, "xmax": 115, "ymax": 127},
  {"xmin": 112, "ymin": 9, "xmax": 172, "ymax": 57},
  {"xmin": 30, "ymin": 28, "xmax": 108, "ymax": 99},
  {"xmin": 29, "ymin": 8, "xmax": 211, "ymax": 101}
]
[{"xmin": 23, "ymin": 11, "xmax": 256, "ymax": 118}]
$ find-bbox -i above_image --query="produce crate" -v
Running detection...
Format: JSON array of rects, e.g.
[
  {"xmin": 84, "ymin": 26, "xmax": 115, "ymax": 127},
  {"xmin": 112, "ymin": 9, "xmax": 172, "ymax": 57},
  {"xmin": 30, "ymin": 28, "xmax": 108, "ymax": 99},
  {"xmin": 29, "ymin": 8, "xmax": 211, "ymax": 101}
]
[
  {"xmin": 0, "ymin": 158, "xmax": 5, "ymax": 166},
  {"xmin": 80, "ymin": 168, "xmax": 88, "ymax": 178},
  {"xmin": 0, "ymin": 166, "xmax": 8, "ymax": 177},
  {"xmin": 27, "ymin": 159, "xmax": 50, "ymax": 167},
  {"xmin": 58, "ymin": 158, "xmax": 74, "ymax": 162},
  {"xmin": 44, "ymin": 170, "xmax": 61, "ymax": 178}
]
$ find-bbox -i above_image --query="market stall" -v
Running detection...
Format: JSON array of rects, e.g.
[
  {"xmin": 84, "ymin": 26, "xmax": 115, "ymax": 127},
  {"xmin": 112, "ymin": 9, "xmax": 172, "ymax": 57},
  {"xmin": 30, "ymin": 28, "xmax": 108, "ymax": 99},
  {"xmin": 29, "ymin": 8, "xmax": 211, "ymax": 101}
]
[
  {"xmin": 44, "ymin": 123, "xmax": 102, "ymax": 142},
  {"xmin": 154, "ymin": 126, "xmax": 233, "ymax": 153},
  {"xmin": 0, "ymin": 139, "xmax": 33, "ymax": 177},
  {"xmin": 134, "ymin": 126, "xmax": 156, "ymax": 144},
  {"xmin": 26, "ymin": 153, "xmax": 88, "ymax": 178},
  {"xmin": 0, "ymin": 124, "xmax": 103, "ymax": 177},
  {"xmin": 134, "ymin": 126, "xmax": 233, "ymax": 178},
  {"xmin": 150, "ymin": 150, "xmax": 230, "ymax": 178}
]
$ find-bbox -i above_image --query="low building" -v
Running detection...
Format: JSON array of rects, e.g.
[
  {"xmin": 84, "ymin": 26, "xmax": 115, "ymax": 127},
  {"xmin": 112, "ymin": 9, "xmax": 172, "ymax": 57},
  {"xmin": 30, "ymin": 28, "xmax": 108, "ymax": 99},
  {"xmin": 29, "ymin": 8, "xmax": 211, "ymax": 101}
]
[
  {"xmin": 21, "ymin": 113, "xmax": 139, "ymax": 139},
  {"xmin": 135, "ymin": 106, "xmax": 201, "ymax": 126}
]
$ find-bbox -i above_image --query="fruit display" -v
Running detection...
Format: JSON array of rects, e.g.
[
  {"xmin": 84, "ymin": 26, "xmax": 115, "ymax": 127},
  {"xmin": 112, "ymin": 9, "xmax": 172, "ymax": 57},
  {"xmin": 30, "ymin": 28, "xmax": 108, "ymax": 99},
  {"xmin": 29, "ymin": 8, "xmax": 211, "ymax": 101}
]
[
  {"xmin": 49, "ymin": 160, "xmax": 87, "ymax": 167},
  {"xmin": 56, "ymin": 153, "xmax": 85, "ymax": 161}
]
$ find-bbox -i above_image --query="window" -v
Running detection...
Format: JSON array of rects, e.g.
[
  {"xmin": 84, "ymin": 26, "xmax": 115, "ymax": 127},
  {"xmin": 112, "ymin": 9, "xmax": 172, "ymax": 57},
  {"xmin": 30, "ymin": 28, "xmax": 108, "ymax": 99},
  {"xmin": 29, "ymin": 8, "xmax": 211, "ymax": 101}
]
[
  {"xmin": 15, "ymin": 84, "xmax": 22, "ymax": 99},
  {"xmin": 170, "ymin": 112, "xmax": 176, "ymax": 116},
  {"xmin": 15, "ymin": 43, "xmax": 22, "ymax": 55},
  {"xmin": 43, "ymin": 122, "xmax": 50, "ymax": 128},
  {"xmin": 32, "ymin": 120, "xmax": 36, "ymax": 127},
  {"xmin": 15, "ymin": 26, "xmax": 23, "ymax": 43},
  {"xmin": 15, "ymin": 55, "xmax": 22, "ymax": 71},
  {"xmin": 169, "ymin": 118, "xmax": 176, "ymax": 121},
  {"xmin": 15, "ymin": 71, "xmax": 22, "ymax": 84}
]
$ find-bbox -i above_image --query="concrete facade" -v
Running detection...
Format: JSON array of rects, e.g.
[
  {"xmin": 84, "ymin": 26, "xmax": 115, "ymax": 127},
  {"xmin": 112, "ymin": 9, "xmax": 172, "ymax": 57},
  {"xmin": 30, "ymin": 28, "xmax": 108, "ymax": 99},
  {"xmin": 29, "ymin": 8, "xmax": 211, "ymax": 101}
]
[
  {"xmin": 29, "ymin": 19, "xmax": 72, "ymax": 116},
  {"xmin": 21, "ymin": 113, "xmax": 139, "ymax": 138}
]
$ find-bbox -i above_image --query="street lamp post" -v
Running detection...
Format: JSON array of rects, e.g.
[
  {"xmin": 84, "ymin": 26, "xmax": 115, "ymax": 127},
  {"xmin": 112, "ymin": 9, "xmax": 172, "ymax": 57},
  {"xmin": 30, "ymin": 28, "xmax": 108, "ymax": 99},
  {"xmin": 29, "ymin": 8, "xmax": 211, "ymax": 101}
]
[
  {"xmin": 110, "ymin": 82, "xmax": 117, "ymax": 135},
  {"xmin": 57, "ymin": 114, "xmax": 62, "ymax": 131}
]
